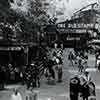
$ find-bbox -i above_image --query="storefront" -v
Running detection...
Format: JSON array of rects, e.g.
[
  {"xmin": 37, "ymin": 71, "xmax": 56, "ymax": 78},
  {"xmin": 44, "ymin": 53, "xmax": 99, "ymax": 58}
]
[{"xmin": 0, "ymin": 46, "xmax": 26, "ymax": 66}]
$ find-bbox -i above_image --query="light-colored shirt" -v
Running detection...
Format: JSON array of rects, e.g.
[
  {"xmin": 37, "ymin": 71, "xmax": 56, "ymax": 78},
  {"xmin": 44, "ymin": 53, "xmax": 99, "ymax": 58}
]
[
  {"xmin": 11, "ymin": 92, "xmax": 22, "ymax": 100},
  {"xmin": 80, "ymin": 73, "xmax": 91, "ymax": 82}
]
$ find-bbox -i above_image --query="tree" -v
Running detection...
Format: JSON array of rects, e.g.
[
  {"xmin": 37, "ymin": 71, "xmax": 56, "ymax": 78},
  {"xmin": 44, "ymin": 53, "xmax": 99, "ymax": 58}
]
[
  {"xmin": 9, "ymin": 0, "xmax": 49, "ymax": 26},
  {"xmin": 9, "ymin": 0, "xmax": 49, "ymax": 42}
]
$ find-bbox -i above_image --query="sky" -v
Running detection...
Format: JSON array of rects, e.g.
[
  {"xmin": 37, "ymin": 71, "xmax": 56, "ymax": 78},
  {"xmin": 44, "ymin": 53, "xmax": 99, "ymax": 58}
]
[
  {"xmin": 10, "ymin": 0, "xmax": 98, "ymax": 22},
  {"xmin": 10, "ymin": 0, "xmax": 30, "ymax": 13},
  {"xmin": 48, "ymin": 0, "xmax": 98, "ymax": 22}
]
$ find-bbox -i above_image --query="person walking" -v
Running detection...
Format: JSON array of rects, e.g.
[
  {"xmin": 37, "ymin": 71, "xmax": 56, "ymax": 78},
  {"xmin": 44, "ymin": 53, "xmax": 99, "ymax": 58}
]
[
  {"xmin": 83, "ymin": 71, "xmax": 91, "ymax": 82},
  {"xmin": 34, "ymin": 65, "xmax": 40, "ymax": 88},
  {"xmin": 68, "ymin": 51, "xmax": 74, "ymax": 67},
  {"xmin": 47, "ymin": 59, "xmax": 55, "ymax": 80},
  {"xmin": 0, "ymin": 66, "xmax": 5, "ymax": 89},
  {"xmin": 70, "ymin": 76, "xmax": 80, "ymax": 100},
  {"xmin": 81, "ymin": 71, "xmax": 92, "ymax": 100},
  {"xmin": 57, "ymin": 64, "xmax": 63, "ymax": 82},
  {"xmin": 54, "ymin": 56, "xmax": 63, "ymax": 82},
  {"xmin": 78, "ymin": 59, "xmax": 84, "ymax": 73}
]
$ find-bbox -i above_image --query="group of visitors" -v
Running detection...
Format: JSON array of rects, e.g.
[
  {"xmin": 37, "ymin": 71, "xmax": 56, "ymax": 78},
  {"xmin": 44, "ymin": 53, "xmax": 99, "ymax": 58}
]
[
  {"xmin": 0, "ymin": 62, "xmax": 41, "ymax": 90},
  {"xmin": 24, "ymin": 63, "xmax": 40, "ymax": 89},
  {"xmin": 44, "ymin": 55, "xmax": 63, "ymax": 84},
  {"xmin": 69, "ymin": 49, "xmax": 97, "ymax": 100},
  {"xmin": 0, "ymin": 64, "xmax": 21, "ymax": 88},
  {"xmin": 70, "ymin": 69, "xmax": 96, "ymax": 100},
  {"xmin": 68, "ymin": 50, "xmax": 88, "ymax": 73}
]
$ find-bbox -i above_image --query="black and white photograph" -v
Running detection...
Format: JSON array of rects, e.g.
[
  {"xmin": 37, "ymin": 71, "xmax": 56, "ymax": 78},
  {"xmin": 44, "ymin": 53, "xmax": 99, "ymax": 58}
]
[{"xmin": 0, "ymin": 0, "xmax": 100, "ymax": 100}]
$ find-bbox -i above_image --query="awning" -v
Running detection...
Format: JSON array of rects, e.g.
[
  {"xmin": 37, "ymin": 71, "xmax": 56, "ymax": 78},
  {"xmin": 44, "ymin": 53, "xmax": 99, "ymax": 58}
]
[
  {"xmin": 0, "ymin": 47, "xmax": 22, "ymax": 51},
  {"xmin": 88, "ymin": 39, "xmax": 100, "ymax": 44}
]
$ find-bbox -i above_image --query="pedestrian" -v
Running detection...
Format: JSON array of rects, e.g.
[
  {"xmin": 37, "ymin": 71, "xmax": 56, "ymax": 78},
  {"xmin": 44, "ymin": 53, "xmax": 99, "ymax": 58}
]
[
  {"xmin": 6, "ymin": 65, "xmax": 10, "ymax": 84},
  {"xmin": 0, "ymin": 66, "xmax": 5, "ymax": 89},
  {"xmin": 68, "ymin": 51, "xmax": 74, "ymax": 67},
  {"xmin": 57, "ymin": 64, "xmax": 63, "ymax": 82},
  {"xmin": 15, "ymin": 67, "xmax": 20, "ymax": 82},
  {"xmin": 70, "ymin": 76, "xmax": 80, "ymax": 100},
  {"xmin": 83, "ymin": 60, "xmax": 88, "ymax": 71},
  {"xmin": 81, "ymin": 71, "xmax": 92, "ymax": 100},
  {"xmin": 26, "ymin": 88, "xmax": 34, "ymax": 100},
  {"xmin": 47, "ymin": 59, "xmax": 55, "ymax": 79},
  {"xmin": 33, "ymin": 64, "xmax": 40, "ymax": 88},
  {"xmin": 0, "ymin": 66, "xmax": 6, "ymax": 89},
  {"xmin": 84, "ymin": 71, "xmax": 91, "ymax": 82},
  {"xmin": 10, "ymin": 67, "xmax": 15, "ymax": 83},
  {"xmin": 11, "ymin": 88, "xmax": 23, "ymax": 100},
  {"xmin": 78, "ymin": 59, "xmax": 84, "ymax": 73}
]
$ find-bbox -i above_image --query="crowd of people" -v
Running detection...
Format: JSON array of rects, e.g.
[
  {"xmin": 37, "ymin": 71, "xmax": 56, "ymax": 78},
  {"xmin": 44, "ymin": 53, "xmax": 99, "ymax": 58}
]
[
  {"xmin": 0, "ymin": 48, "xmax": 94, "ymax": 92},
  {"xmin": 0, "ymin": 48, "xmax": 97, "ymax": 100},
  {"xmin": 69, "ymin": 50, "xmax": 96, "ymax": 100},
  {"xmin": 68, "ymin": 50, "xmax": 88, "ymax": 73},
  {"xmin": 44, "ymin": 56, "xmax": 63, "ymax": 84},
  {"xmin": 0, "ymin": 64, "xmax": 22, "ymax": 87},
  {"xmin": 70, "ymin": 70, "xmax": 96, "ymax": 100},
  {"xmin": 23, "ymin": 63, "xmax": 40, "ymax": 89},
  {"xmin": 0, "ymin": 63, "xmax": 41, "ymax": 89}
]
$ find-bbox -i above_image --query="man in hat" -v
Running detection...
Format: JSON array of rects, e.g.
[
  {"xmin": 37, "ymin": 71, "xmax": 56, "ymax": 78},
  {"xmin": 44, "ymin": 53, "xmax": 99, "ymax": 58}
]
[{"xmin": 84, "ymin": 71, "xmax": 91, "ymax": 82}]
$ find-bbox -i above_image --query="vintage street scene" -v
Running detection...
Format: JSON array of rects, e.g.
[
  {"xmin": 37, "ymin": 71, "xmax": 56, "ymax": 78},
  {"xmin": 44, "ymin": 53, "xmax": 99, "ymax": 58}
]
[{"xmin": 0, "ymin": 0, "xmax": 100, "ymax": 100}]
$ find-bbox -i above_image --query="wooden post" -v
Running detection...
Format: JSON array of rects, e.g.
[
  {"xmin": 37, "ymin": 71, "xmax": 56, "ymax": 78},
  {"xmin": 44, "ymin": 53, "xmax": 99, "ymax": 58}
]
[
  {"xmin": 24, "ymin": 46, "xmax": 29, "ymax": 65},
  {"xmin": 26, "ymin": 47, "xmax": 29, "ymax": 65}
]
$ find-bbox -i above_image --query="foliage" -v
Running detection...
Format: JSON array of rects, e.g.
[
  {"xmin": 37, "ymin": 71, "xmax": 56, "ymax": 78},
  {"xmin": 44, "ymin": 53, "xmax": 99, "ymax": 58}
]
[
  {"xmin": 10, "ymin": 0, "xmax": 49, "ymax": 42},
  {"xmin": 0, "ymin": 0, "xmax": 49, "ymax": 43}
]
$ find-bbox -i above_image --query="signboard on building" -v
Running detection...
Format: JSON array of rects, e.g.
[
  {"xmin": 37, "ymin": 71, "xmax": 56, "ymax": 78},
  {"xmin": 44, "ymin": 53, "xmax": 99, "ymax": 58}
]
[
  {"xmin": 57, "ymin": 23, "xmax": 96, "ymax": 29},
  {"xmin": 57, "ymin": 28, "xmax": 87, "ymax": 34}
]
